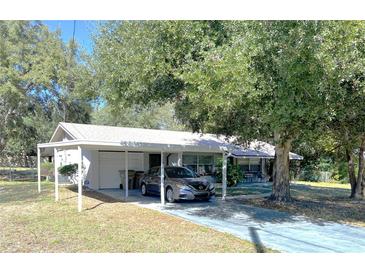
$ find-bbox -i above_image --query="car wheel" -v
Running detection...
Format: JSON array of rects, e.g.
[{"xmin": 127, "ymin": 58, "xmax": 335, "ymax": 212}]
[
  {"xmin": 166, "ymin": 187, "xmax": 175, "ymax": 203},
  {"xmin": 141, "ymin": 183, "xmax": 148, "ymax": 196}
]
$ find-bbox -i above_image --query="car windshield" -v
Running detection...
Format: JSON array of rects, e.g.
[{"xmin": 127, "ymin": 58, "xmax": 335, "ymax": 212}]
[{"xmin": 165, "ymin": 167, "xmax": 196, "ymax": 178}]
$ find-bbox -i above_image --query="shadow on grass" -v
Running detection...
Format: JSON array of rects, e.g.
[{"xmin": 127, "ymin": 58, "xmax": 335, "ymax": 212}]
[
  {"xmin": 238, "ymin": 183, "xmax": 365, "ymax": 226},
  {"xmin": 65, "ymin": 186, "xmax": 123, "ymax": 211},
  {"xmin": 66, "ymin": 185, "xmax": 120, "ymax": 203}
]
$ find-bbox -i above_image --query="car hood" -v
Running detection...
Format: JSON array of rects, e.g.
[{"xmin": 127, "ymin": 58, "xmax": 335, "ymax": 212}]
[{"xmin": 172, "ymin": 177, "xmax": 210, "ymax": 189}]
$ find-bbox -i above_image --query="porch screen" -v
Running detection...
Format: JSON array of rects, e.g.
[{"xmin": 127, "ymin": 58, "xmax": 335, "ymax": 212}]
[{"xmin": 238, "ymin": 158, "xmax": 261, "ymax": 172}]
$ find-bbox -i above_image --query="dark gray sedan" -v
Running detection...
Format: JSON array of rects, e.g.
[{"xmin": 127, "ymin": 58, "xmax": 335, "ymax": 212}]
[{"xmin": 140, "ymin": 166, "xmax": 215, "ymax": 203}]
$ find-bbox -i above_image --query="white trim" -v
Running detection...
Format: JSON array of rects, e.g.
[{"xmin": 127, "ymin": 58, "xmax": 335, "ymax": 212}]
[
  {"xmin": 54, "ymin": 148, "xmax": 59, "ymax": 202},
  {"xmin": 49, "ymin": 123, "xmax": 77, "ymax": 143},
  {"xmin": 125, "ymin": 150, "xmax": 128, "ymax": 199},
  {"xmin": 97, "ymin": 151, "xmax": 100, "ymax": 190},
  {"xmin": 37, "ymin": 147, "xmax": 41, "ymax": 193},
  {"xmin": 78, "ymin": 146, "xmax": 83, "ymax": 212},
  {"xmin": 160, "ymin": 151, "xmax": 165, "ymax": 205},
  {"xmin": 141, "ymin": 152, "xmax": 144, "ymax": 172},
  {"xmin": 37, "ymin": 139, "xmax": 229, "ymax": 153},
  {"xmin": 222, "ymin": 153, "xmax": 227, "ymax": 201},
  {"xmin": 38, "ymin": 140, "xmax": 303, "ymax": 160}
]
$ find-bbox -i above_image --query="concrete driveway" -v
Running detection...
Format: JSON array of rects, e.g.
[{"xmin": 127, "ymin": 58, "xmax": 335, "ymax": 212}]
[{"xmin": 99, "ymin": 189, "xmax": 365, "ymax": 253}]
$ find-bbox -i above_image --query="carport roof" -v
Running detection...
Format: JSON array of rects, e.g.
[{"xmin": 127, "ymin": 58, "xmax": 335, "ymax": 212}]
[{"xmin": 39, "ymin": 122, "xmax": 302, "ymax": 159}]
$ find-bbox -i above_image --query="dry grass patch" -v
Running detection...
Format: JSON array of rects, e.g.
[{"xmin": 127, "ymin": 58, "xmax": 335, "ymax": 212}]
[{"xmin": 0, "ymin": 181, "xmax": 269, "ymax": 253}]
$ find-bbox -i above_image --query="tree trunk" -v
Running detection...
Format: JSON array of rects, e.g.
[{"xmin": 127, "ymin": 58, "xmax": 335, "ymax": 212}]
[
  {"xmin": 354, "ymin": 137, "xmax": 365, "ymax": 199},
  {"xmin": 346, "ymin": 148, "xmax": 357, "ymax": 198},
  {"xmin": 270, "ymin": 132, "xmax": 292, "ymax": 202}
]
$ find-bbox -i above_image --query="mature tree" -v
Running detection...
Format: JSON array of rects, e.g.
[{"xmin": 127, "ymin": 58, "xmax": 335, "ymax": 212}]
[
  {"xmin": 93, "ymin": 21, "xmax": 330, "ymax": 202},
  {"xmin": 92, "ymin": 102, "xmax": 186, "ymax": 130},
  {"xmin": 0, "ymin": 21, "xmax": 93, "ymax": 162},
  {"xmin": 320, "ymin": 21, "xmax": 365, "ymax": 198},
  {"xmin": 179, "ymin": 21, "xmax": 330, "ymax": 201}
]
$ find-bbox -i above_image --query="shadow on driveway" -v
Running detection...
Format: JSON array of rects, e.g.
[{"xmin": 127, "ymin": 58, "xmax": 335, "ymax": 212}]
[{"xmin": 88, "ymin": 187, "xmax": 365, "ymax": 253}]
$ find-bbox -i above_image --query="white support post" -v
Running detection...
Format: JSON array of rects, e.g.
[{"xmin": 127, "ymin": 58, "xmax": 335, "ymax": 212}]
[
  {"xmin": 160, "ymin": 151, "xmax": 165, "ymax": 205},
  {"xmin": 54, "ymin": 148, "xmax": 59, "ymax": 201},
  {"xmin": 125, "ymin": 150, "xmax": 129, "ymax": 199},
  {"xmin": 37, "ymin": 146, "xmax": 41, "ymax": 193},
  {"xmin": 177, "ymin": 152, "xmax": 183, "ymax": 167},
  {"xmin": 222, "ymin": 153, "xmax": 227, "ymax": 201},
  {"xmin": 78, "ymin": 146, "xmax": 83, "ymax": 212}
]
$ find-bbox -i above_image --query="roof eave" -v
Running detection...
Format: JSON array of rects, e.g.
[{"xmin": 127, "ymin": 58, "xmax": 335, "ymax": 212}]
[{"xmin": 49, "ymin": 123, "xmax": 77, "ymax": 143}]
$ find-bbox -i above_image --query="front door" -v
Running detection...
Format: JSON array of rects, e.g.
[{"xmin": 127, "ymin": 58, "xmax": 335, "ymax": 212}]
[{"xmin": 149, "ymin": 154, "xmax": 161, "ymax": 169}]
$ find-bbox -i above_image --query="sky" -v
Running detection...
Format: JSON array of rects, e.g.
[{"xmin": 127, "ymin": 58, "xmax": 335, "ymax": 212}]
[{"xmin": 43, "ymin": 20, "xmax": 98, "ymax": 53}]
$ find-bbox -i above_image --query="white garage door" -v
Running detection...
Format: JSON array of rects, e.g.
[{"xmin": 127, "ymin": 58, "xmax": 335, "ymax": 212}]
[{"xmin": 99, "ymin": 151, "xmax": 144, "ymax": 189}]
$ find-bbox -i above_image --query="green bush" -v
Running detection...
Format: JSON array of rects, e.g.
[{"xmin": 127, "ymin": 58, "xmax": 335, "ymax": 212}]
[
  {"xmin": 298, "ymin": 157, "xmax": 348, "ymax": 183},
  {"xmin": 300, "ymin": 164, "xmax": 321, "ymax": 181},
  {"xmin": 58, "ymin": 164, "xmax": 78, "ymax": 177},
  {"xmin": 215, "ymin": 158, "xmax": 244, "ymax": 187}
]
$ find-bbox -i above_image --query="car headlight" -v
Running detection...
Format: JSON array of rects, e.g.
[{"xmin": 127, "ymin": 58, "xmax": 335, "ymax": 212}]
[
  {"xmin": 176, "ymin": 183, "xmax": 191, "ymax": 190},
  {"xmin": 209, "ymin": 183, "xmax": 215, "ymax": 190}
]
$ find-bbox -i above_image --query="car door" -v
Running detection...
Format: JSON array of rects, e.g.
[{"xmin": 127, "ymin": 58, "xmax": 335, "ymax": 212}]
[
  {"xmin": 149, "ymin": 167, "xmax": 161, "ymax": 194},
  {"xmin": 144, "ymin": 167, "xmax": 157, "ymax": 193}
]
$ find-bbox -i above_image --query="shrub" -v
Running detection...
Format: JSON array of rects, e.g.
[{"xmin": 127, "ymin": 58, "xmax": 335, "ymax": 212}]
[
  {"xmin": 58, "ymin": 164, "xmax": 78, "ymax": 177},
  {"xmin": 215, "ymin": 158, "xmax": 244, "ymax": 187}
]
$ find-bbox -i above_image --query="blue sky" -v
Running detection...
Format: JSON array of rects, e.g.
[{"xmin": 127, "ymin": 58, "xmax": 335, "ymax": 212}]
[{"xmin": 43, "ymin": 20, "xmax": 99, "ymax": 53}]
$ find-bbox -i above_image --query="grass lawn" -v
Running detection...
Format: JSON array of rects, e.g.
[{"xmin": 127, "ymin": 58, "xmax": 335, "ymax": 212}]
[
  {"xmin": 293, "ymin": 180, "xmax": 350, "ymax": 189},
  {"xmin": 0, "ymin": 180, "xmax": 269, "ymax": 253},
  {"xmin": 236, "ymin": 181, "xmax": 365, "ymax": 228}
]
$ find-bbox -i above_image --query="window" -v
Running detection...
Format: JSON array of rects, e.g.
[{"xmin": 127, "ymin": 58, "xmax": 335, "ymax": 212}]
[
  {"xmin": 249, "ymin": 158, "xmax": 261, "ymax": 172},
  {"xmin": 165, "ymin": 167, "xmax": 196, "ymax": 178},
  {"xmin": 197, "ymin": 155, "xmax": 214, "ymax": 175},
  {"xmin": 183, "ymin": 154, "xmax": 214, "ymax": 175},
  {"xmin": 237, "ymin": 158, "xmax": 261, "ymax": 173},
  {"xmin": 183, "ymin": 154, "xmax": 197, "ymax": 173}
]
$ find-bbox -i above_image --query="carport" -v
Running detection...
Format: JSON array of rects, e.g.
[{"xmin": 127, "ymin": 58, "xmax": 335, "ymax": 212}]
[
  {"xmin": 37, "ymin": 122, "xmax": 302, "ymax": 212},
  {"xmin": 37, "ymin": 123, "xmax": 237, "ymax": 212}
]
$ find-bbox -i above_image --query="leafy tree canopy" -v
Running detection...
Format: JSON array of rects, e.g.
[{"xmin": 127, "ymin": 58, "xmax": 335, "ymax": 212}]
[
  {"xmin": 0, "ymin": 21, "xmax": 94, "ymax": 159},
  {"xmin": 93, "ymin": 21, "xmax": 333, "ymax": 201},
  {"xmin": 92, "ymin": 102, "xmax": 187, "ymax": 131}
]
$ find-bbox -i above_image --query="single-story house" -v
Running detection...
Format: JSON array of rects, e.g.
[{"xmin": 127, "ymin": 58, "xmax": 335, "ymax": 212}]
[{"xmin": 37, "ymin": 122, "xmax": 302, "ymax": 211}]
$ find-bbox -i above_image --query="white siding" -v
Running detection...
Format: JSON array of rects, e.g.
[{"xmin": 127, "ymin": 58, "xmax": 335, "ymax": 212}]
[
  {"xmin": 99, "ymin": 151, "xmax": 144, "ymax": 189},
  {"xmin": 82, "ymin": 149, "xmax": 100, "ymax": 190},
  {"xmin": 56, "ymin": 149, "xmax": 79, "ymax": 183},
  {"xmin": 54, "ymin": 148, "xmax": 99, "ymax": 189},
  {"xmin": 143, "ymin": 152, "xmax": 149, "ymax": 172}
]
